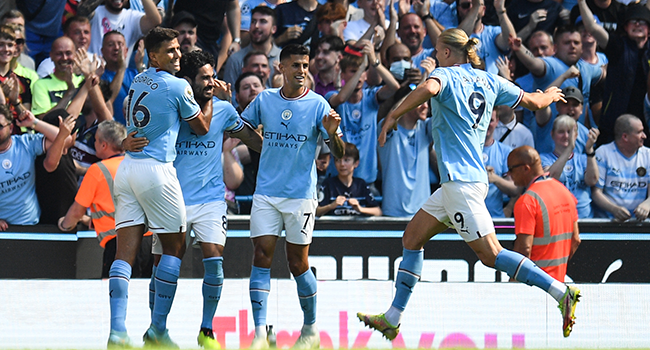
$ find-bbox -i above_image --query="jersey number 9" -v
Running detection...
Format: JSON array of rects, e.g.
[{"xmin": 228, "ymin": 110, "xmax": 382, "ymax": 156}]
[{"xmin": 468, "ymin": 92, "xmax": 486, "ymax": 129}]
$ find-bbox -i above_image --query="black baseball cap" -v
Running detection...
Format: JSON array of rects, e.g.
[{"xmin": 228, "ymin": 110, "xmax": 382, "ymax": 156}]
[{"xmin": 171, "ymin": 11, "xmax": 197, "ymax": 29}]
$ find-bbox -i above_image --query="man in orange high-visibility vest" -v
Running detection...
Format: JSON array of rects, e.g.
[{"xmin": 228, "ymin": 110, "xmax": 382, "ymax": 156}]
[
  {"xmin": 508, "ymin": 145, "xmax": 581, "ymax": 282},
  {"xmin": 58, "ymin": 120, "xmax": 153, "ymax": 278}
]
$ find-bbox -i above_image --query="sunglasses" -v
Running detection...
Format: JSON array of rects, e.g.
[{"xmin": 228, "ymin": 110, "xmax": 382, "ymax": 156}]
[
  {"xmin": 507, "ymin": 163, "xmax": 526, "ymax": 173},
  {"xmin": 459, "ymin": 2, "xmax": 472, "ymax": 9},
  {"xmin": 15, "ymin": 38, "xmax": 25, "ymax": 45}
]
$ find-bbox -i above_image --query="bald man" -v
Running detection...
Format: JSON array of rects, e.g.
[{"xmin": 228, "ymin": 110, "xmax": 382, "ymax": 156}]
[
  {"xmin": 31, "ymin": 36, "xmax": 85, "ymax": 117},
  {"xmin": 508, "ymin": 145, "xmax": 581, "ymax": 283}
]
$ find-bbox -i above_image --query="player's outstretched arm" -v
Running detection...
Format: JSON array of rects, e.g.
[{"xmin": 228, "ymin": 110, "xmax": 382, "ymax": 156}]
[
  {"xmin": 230, "ymin": 123, "xmax": 263, "ymax": 153},
  {"xmin": 379, "ymin": 77, "xmax": 439, "ymax": 146},
  {"xmin": 519, "ymin": 86, "xmax": 565, "ymax": 111},
  {"xmin": 323, "ymin": 109, "xmax": 345, "ymax": 159}
]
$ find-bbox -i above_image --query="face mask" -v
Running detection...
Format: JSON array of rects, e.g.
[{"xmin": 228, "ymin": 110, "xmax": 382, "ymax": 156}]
[{"xmin": 389, "ymin": 60, "xmax": 412, "ymax": 80}]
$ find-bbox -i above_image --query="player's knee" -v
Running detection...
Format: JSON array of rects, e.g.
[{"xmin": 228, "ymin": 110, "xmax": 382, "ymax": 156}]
[
  {"xmin": 253, "ymin": 246, "xmax": 274, "ymax": 267},
  {"xmin": 287, "ymin": 259, "xmax": 309, "ymax": 277}
]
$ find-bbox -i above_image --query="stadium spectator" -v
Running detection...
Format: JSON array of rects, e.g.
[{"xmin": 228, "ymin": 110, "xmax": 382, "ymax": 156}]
[
  {"xmin": 428, "ymin": 0, "xmax": 459, "ymax": 30},
  {"xmin": 484, "ymin": 111, "xmax": 518, "ymax": 218},
  {"xmin": 0, "ymin": 10, "xmax": 35, "ymax": 71},
  {"xmin": 241, "ymin": 44, "xmax": 344, "ymax": 349},
  {"xmin": 173, "ymin": 0, "xmax": 242, "ymax": 61},
  {"xmin": 592, "ymin": 114, "xmax": 650, "ymax": 221},
  {"xmin": 65, "ymin": 59, "xmax": 113, "ymax": 172},
  {"xmin": 315, "ymin": 2, "xmax": 348, "ymax": 40},
  {"xmin": 0, "ymin": 105, "xmax": 74, "ymax": 229},
  {"xmin": 493, "ymin": 104, "xmax": 535, "ymax": 149},
  {"xmin": 506, "ymin": 0, "xmax": 566, "ymax": 36},
  {"xmin": 377, "ymin": 102, "xmax": 433, "ymax": 217},
  {"xmin": 317, "ymin": 142, "xmax": 381, "ymax": 216},
  {"xmin": 510, "ymin": 25, "xmax": 602, "ymax": 126},
  {"xmin": 510, "ymin": 145, "xmax": 581, "ymax": 283},
  {"xmin": 574, "ymin": 14, "xmax": 607, "ymax": 128},
  {"xmin": 540, "ymin": 115, "xmax": 599, "ymax": 218},
  {"xmin": 31, "ymin": 37, "xmax": 84, "ymax": 118},
  {"xmin": 0, "ymin": 25, "xmax": 33, "ymax": 116},
  {"xmin": 514, "ymin": 30, "xmax": 555, "ymax": 130},
  {"xmin": 327, "ymin": 41, "xmax": 400, "ymax": 187},
  {"xmin": 456, "ymin": 0, "xmax": 517, "ymax": 74},
  {"xmin": 577, "ymin": 1, "xmax": 650, "ymax": 146},
  {"xmin": 535, "ymin": 85, "xmax": 593, "ymax": 153},
  {"xmin": 80, "ymin": 0, "xmax": 161, "ymax": 61},
  {"xmin": 171, "ymin": 11, "xmax": 201, "ymax": 54},
  {"xmin": 240, "ymin": 0, "xmax": 282, "ymax": 47},
  {"xmin": 343, "ymin": 0, "xmax": 387, "ymax": 42},
  {"xmin": 18, "ymin": 0, "xmax": 66, "ymax": 67},
  {"xmin": 358, "ymin": 28, "xmax": 579, "ymax": 341},
  {"xmin": 311, "ymin": 35, "xmax": 344, "ymax": 97},
  {"xmin": 34, "ymin": 108, "xmax": 79, "ymax": 225},
  {"xmin": 37, "ymin": 15, "xmax": 91, "ymax": 78},
  {"xmin": 569, "ymin": 0, "xmax": 626, "ymax": 34},
  {"xmin": 100, "ymin": 30, "xmax": 138, "ymax": 125},
  {"xmin": 224, "ymin": 6, "xmax": 280, "ymax": 96},
  {"xmin": 241, "ymin": 51, "xmax": 272, "ymax": 88}
]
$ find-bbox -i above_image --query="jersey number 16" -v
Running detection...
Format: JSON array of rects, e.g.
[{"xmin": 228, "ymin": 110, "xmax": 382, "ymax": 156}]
[{"xmin": 126, "ymin": 90, "xmax": 151, "ymax": 128}]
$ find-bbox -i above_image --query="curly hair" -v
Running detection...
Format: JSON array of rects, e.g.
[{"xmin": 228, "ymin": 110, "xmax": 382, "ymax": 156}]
[{"xmin": 177, "ymin": 50, "xmax": 215, "ymax": 81}]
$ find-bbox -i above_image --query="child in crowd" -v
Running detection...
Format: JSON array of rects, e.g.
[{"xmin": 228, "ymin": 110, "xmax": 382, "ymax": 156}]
[{"xmin": 317, "ymin": 143, "xmax": 382, "ymax": 216}]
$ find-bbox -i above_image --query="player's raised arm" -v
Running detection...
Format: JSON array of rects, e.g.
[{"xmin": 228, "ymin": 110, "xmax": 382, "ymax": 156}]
[
  {"xmin": 519, "ymin": 86, "xmax": 565, "ymax": 111},
  {"xmin": 379, "ymin": 77, "xmax": 440, "ymax": 147},
  {"xmin": 323, "ymin": 109, "xmax": 345, "ymax": 159}
]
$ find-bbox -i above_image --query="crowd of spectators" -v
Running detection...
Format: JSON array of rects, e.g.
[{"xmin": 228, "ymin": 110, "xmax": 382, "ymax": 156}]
[{"xmin": 1, "ymin": 0, "xmax": 650, "ymax": 230}]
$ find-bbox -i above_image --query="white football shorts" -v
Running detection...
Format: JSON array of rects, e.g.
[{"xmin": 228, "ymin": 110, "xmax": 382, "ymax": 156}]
[
  {"xmin": 151, "ymin": 200, "xmax": 228, "ymax": 255},
  {"xmin": 421, "ymin": 181, "xmax": 494, "ymax": 242},
  {"xmin": 250, "ymin": 194, "xmax": 317, "ymax": 245},
  {"xmin": 114, "ymin": 155, "xmax": 186, "ymax": 234}
]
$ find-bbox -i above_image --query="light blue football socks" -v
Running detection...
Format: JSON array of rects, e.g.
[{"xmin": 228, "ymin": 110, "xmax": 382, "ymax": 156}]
[
  {"xmin": 152, "ymin": 254, "xmax": 181, "ymax": 331},
  {"xmin": 201, "ymin": 257, "xmax": 224, "ymax": 330},
  {"xmin": 250, "ymin": 266, "xmax": 271, "ymax": 327},
  {"xmin": 109, "ymin": 259, "xmax": 131, "ymax": 333},
  {"xmin": 295, "ymin": 268, "xmax": 318, "ymax": 325}
]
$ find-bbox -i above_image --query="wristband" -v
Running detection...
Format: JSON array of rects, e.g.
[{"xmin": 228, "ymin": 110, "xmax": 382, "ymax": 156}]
[
  {"xmin": 11, "ymin": 100, "xmax": 21, "ymax": 107},
  {"xmin": 421, "ymin": 13, "xmax": 434, "ymax": 21},
  {"xmin": 586, "ymin": 151, "xmax": 595, "ymax": 157}
]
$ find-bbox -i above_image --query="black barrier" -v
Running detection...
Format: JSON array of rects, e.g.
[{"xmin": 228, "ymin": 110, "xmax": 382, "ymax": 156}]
[{"xmin": 1, "ymin": 218, "xmax": 649, "ymax": 282}]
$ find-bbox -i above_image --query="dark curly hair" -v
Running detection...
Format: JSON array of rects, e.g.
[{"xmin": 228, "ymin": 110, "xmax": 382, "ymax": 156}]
[{"xmin": 177, "ymin": 50, "xmax": 215, "ymax": 81}]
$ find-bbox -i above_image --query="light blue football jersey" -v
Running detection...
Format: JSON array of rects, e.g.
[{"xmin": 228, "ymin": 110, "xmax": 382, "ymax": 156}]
[
  {"xmin": 175, "ymin": 98, "xmax": 245, "ymax": 206},
  {"xmin": 378, "ymin": 118, "xmax": 433, "ymax": 217},
  {"xmin": 482, "ymin": 140, "xmax": 512, "ymax": 218},
  {"xmin": 241, "ymin": 88, "xmax": 331, "ymax": 199},
  {"xmin": 0, "ymin": 134, "xmax": 45, "ymax": 225},
  {"xmin": 429, "ymin": 63, "xmax": 523, "ymax": 184},
  {"xmin": 325, "ymin": 86, "xmax": 380, "ymax": 184},
  {"xmin": 125, "ymin": 67, "xmax": 201, "ymax": 163},
  {"xmin": 540, "ymin": 152, "xmax": 593, "ymax": 218},
  {"xmin": 595, "ymin": 142, "xmax": 650, "ymax": 218}
]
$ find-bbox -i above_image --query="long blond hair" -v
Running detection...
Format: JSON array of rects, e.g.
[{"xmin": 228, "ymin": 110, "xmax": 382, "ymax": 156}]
[{"xmin": 438, "ymin": 28, "xmax": 481, "ymax": 67}]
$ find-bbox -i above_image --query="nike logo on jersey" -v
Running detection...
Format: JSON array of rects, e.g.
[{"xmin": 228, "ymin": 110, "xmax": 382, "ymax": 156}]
[{"xmin": 518, "ymin": 13, "xmax": 528, "ymax": 19}]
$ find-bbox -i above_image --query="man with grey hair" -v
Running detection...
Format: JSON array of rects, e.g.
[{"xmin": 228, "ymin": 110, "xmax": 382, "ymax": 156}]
[
  {"xmin": 58, "ymin": 120, "xmax": 153, "ymax": 278},
  {"xmin": 592, "ymin": 114, "xmax": 650, "ymax": 221}
]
